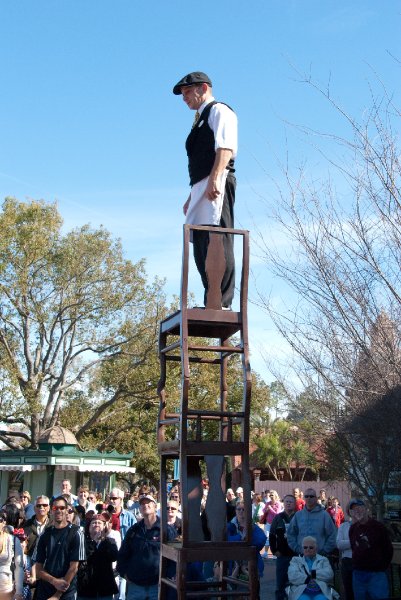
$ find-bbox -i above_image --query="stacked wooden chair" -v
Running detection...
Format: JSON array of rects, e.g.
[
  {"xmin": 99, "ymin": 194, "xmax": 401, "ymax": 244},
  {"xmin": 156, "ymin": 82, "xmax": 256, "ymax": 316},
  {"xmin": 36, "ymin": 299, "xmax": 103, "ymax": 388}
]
[{"xmin": 157, "ymin": 224, "xmax": 257, "ymax": 599}]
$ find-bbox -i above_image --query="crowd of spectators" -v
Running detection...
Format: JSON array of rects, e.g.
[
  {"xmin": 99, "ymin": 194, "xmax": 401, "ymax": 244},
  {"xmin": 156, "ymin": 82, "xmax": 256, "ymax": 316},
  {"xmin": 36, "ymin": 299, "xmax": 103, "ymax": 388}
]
[{"xmin": 0, "ymin": 482, "xmax": 394, "ymax": 600}]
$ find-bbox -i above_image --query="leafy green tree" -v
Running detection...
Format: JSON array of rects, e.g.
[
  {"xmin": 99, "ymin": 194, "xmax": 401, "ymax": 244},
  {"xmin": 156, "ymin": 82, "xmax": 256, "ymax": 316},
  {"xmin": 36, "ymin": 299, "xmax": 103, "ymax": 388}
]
[
  {"xmin": 252, "ymin": 418, "xmax": 318, "ymax": 480},
  {"xmin": 0, "ymin": 197, "xmax": 166, "ymax": 450}
]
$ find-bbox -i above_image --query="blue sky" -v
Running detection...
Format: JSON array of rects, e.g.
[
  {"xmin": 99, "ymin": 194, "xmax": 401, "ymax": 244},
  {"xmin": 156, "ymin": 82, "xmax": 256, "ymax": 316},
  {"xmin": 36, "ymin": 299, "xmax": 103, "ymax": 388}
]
[{"xmin": 1, "ymin": 0, "xmax": 400, "ymax": 382}]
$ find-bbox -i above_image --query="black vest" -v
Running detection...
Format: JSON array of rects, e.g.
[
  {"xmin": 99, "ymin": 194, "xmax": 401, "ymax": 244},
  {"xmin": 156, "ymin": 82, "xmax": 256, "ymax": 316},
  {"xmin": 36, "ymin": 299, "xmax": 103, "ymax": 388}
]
[{"xmin": 185, "ymin": 101, "xmax": 236, "ymax": 186}]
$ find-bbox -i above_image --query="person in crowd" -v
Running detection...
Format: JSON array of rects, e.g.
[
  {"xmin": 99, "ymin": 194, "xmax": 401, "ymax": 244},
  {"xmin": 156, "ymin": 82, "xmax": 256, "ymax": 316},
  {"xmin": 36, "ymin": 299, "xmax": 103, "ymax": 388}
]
[
  {"xmin": 168, "ymin": 489, "xmax": 182, "ymax": 519},
  {"xmin": 225, "ymin": 489, "xmax": 237, "ymax": 522},
  {"xmin": 261, "ymin": 490, "xmax": 282, "ymax": 558},
  {"xmin": 235, "ymin": 487, "xmax": 244, "ymax": 502},
  {"xmin": 166, "ymin": 500, "xmax": 182, "ymax": 537},
  {"xmin": 34, "ymin": 495, "xmax": 85, "ymax": 600},
  {"xmin": 100, "ymin": 512, "xmax": 121, "ymax": 550},
  {"xmin": 74, "ymin": 487, "xmax": 96, "ymax": 526},
  {"xmin": 107, "ymin": 489, "xmax": 135, "ymax": 600},
  {"xmin": 262, "ymin": 490, "xmax": 271, "ymax": 503},
  {"xmin": 3, "ymin": 496, "xmax": 22, "ymax": 511},
  {"xmin": 107, "ymin": 489, "xmax": 136, "ymax": 539},
  {"xmin": 0, "ymin": 506, "xmax": 24, "ymax": 600},
  {"xmin": 126, "ymin": 493, "xmax": 140, "ymax": 521},
  {"xmin": 293, "ymin": 488, "xmax": 305, "ymax": 512},
  {"xmin": 87, "ymin": 493, "xmax": 97, "ymax": 507},
  {"xmin": 287, "ymin": 536, "xmax": 339, "ymax": 600},
  {"xmin": 348, "ymin": 498, "xmax": 393, "ymax": 600},
  {"xmin": 1, "ymin": 504, "xmax": 24, "ymax": 530},
  {"xmin": 77, "ymin": 513, "xmax": 118, "ymax": 600},
  {"xmin": 59, "ymin": 481, "xmax": 77, "ymax": 505},
  {"xmin": 20, "ymin": 492, "xmax": 35, "ymax": 522},
  {"xmin": 252, "ymin": 493, "xmax": 265, "ymax": 526},
  {"xmin": 287, "ymin": 488, "xmax": 337, "ymax": 557},
  {"xmin": 13, "ymin": 527, "xmax": 31, "ymax": 600},
  {"xmin": 318, "ymin": 490, "xmax": 328, "ymax": 509},
  {"xmin": 269, "ymin": 494, "xmax": 297, "ymax": 600},
  {"xmin": 326, "ymin": 497, "xmax": 345, "ymax": 528},
  {"xmin": 24, "ymin": 495, "xmax": 51, "ymax": 567},
  {"xmin": 74, "ymin": 487, "xmax": 96, "ymax": 512},
  {"xmin": 67, "ymin": 505, "xmax": 83, "ymax": 528},
  {"xmin": 227, "ymin": 500, "xmax": 267, "ymax": 594},
  {"xmin": 336, "ymin": 501, "xmax": 354, "ymax": 600},
  {"xmin": 117, "ymin": 493, "xmax": 176, "ymax": 600}
]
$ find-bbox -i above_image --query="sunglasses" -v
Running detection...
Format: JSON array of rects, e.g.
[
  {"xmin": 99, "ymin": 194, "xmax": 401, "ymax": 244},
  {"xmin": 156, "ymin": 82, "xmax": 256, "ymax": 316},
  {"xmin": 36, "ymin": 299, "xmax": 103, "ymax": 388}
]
[
  {"xmin": 303, "ymin": 545, "xmax": 316, "ymax": 550},
  {"xmin": 36, "ymin": 504, "xmax": 49, "ymax": 508},
  {"xmin": 304, "ymin": 495, "xmax": 316, "ymax": 499},
  {"xmin": 167, "ymin": 507, "xmax": 177, "ymax": 511},
  {"xmin": 236, "ymin": 508, "xmax": 245, "ymax": 512},
  {"xmin": 109, "ymin": 497, "xmax": 119, "ymax": 501},
  {"xmin": 170, "ymin": 495, "xmax": 179, "ymax": 499},
  {"xmin": 52, "ymin": 506, "xmax": 67, "ymax": 511},
  {"xmin": 21, "ymin": 496, "xmax": 29, "ymax": 500},
  {"xmin": 67, "ymin": 508, "xmax": 74, "ymax": 514}
]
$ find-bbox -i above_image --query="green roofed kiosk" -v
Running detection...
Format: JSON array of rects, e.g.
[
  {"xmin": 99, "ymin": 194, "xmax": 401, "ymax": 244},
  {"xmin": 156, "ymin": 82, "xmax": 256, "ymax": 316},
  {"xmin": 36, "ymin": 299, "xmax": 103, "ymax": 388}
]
[{"xmin": 0, "ymin": 425, "xmax": 135, "ymax": 503}]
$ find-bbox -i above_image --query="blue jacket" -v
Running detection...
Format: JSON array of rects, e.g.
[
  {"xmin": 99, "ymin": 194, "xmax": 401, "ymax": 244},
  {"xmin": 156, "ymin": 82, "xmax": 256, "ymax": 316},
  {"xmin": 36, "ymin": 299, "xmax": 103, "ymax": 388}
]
[
  {"xmin": 286, "ymin": 504, "xmax": 337, "ymax": 555},
  {"xmin": 119, "ymin": 508, "xmax": 136, "ymax": 540},
  {"xmin": 227, "ymin": 519, "xmax": 267, "ymax": 577}
]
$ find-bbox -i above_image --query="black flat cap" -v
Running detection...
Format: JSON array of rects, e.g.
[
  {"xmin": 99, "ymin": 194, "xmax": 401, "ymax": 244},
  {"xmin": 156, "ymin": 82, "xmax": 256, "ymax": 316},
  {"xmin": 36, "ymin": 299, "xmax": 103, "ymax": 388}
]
[{"xmin": 173, "ymin": 71, "xmax": 212, "ymax": 95}]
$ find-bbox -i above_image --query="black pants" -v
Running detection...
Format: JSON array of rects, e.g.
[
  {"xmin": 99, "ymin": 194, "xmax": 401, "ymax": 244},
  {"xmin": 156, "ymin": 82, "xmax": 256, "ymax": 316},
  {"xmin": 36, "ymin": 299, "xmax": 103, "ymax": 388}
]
[
  {"xmin": 192, "ymin": 173, "xmax": 236, "ymax": 308},
  {"xmin": 341, "ymin": 557, "xmax": 354, "ymax": 600}
]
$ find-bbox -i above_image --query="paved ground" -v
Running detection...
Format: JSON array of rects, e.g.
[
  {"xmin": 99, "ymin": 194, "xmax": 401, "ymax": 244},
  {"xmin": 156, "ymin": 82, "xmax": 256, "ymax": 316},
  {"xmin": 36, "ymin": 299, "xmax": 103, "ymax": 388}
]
[{"xmin": 260, "ymin": 557, "xmax": 276, "ymax": 598}]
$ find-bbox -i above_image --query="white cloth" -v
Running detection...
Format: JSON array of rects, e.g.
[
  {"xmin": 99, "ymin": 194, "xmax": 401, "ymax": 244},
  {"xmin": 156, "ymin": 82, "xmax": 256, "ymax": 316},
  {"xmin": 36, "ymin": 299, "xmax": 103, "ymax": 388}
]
[
  {"xmin": 185, "ymin": 97, "xmax": 238, "ymax": 226},
  {"xmin": 336, "ymin": 520, "xmax": 352, "ymax": 559},
  {"xmin": 287, "ymin": 554, "xmax": 339, "ymax": 600},
  {"xmin": 0, "ymin": 533, "xmax": 24, "ymax": 595}
]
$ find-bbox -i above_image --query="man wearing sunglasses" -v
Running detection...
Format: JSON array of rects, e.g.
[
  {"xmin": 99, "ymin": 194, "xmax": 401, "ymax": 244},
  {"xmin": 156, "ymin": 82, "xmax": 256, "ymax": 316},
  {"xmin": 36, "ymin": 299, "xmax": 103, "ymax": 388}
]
[
  {"xmin": 24, "ymin": 495, "xmax": 51, "ymax": 558},
  {"xmin": 107, "ymin": 488, "xmax": 136, "ymax": 600},
  {"xmin": 34, "ymin": 496, "xmax": 85, "ymax": 600},
  {"xmin": 287, "ymin": 488, "xmax": 337, "ymax": 557}
]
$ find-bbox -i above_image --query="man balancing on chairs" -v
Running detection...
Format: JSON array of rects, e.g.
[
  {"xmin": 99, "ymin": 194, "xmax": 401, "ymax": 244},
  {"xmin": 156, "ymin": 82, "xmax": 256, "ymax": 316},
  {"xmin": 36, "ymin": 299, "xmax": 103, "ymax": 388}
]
[{"xmin": 173, "ymin": 71, "xmax": 238, "ymax": 310}]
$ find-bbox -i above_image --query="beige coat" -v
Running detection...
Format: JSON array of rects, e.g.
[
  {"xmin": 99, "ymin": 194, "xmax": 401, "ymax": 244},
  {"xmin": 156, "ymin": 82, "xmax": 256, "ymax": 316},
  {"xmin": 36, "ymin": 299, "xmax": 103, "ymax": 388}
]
[{"xmin": 287, "ymin": 554, "xmax": 339, "ymax": 600}]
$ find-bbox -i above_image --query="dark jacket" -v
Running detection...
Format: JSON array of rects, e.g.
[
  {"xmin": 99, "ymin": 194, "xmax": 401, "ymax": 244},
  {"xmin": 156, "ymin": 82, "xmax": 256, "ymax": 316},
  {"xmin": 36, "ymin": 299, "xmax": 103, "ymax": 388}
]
[
  {"xmin": 349, "ymin": 518, "xmax": 393, "ymax": 572},
  {"xmin": 269, "ymin": 510, "xmax": 296, "ymax": 557},
  {"xmin": 78, "ymin": 536, "xmax": 119, "ymax": 597},
  {"xmin": 23, "ymin": 516, "xmax": 51, "ymax": 557},
  {"xmin": 117, "ymin": 517, "xmax": 176, "ymax": 586}
]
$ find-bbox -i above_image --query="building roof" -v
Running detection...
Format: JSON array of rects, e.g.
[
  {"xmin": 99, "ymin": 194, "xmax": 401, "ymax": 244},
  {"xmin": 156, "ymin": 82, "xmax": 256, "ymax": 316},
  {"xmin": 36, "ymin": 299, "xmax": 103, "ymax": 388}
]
[{"xmin": 39, "ymin": 426, "xmax": 78, "ymax": 445}]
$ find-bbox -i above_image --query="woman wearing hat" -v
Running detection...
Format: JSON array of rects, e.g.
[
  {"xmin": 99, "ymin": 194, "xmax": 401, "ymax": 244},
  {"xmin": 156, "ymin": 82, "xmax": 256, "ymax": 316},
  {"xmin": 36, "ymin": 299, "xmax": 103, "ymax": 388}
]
[{"xmin": 77, "ymin": 513, "xmax": 118, "ymax": 600}]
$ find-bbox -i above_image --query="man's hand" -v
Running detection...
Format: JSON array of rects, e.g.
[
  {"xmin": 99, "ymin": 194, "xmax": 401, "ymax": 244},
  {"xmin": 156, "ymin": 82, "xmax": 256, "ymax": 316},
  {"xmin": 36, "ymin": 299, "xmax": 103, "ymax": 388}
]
[
  {"xmin": 205, "ymin": 177, "xmax": 220, "ymax": 200},
  {"xmin": 183, "ymin": 197, "xmax": 191, "ymax": 215},
  {"xmin": 52, "ymin": 578, "xmax": 69, "ymax": 592}
]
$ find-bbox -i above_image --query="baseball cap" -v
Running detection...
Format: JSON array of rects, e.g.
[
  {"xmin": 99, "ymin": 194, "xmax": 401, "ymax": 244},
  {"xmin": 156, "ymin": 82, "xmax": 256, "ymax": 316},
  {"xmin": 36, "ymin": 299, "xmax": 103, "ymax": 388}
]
[{"xmin": 349, "ymin": 499, "xmax": 365, "ymax": 509}]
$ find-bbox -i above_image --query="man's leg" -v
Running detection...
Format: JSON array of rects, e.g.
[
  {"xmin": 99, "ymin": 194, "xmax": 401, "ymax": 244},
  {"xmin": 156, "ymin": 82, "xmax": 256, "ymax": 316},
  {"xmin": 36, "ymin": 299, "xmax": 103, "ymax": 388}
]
[
  {"xmin": 192, "ymin": 229, "xmax": 210, "ymax": 306},
  {"xmin": 193, "ymin": 173, "xmax": 236, "ymax": 309},
  {"xmin": 353, "ymin": 569, "xmax": 369, "ymax": 600},
  {"xmin": 366, "ymin": 571, "xmax": 389, "ymax": 599},
  {"xmin": 220, "ymin": 174, "xmax": 236, "ymax": 308},
  {"xmin": 275, "ymin": 555, "xmax": 291, "ymax": 600},
  {"xmin": 340, "ymin": 557, "xmax": 354, "ymax": 600},
  {"xmin": 125, "ymin": 582, "xmax": 158, "ymax": 600}
]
